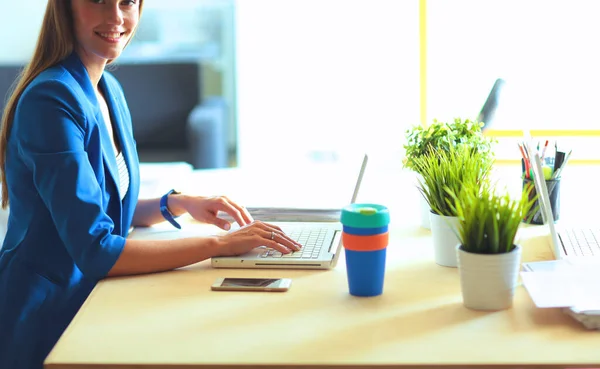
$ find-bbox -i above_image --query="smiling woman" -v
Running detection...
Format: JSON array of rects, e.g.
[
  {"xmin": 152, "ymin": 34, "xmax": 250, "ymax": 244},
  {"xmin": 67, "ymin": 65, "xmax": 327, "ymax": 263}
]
[
  {"xmin": 0, "ymin": 2, "xmax": 141, "ymax": 367},
  {"xmin": 0, "ymin": 1, "xmax": 301, "ymax": 369}
]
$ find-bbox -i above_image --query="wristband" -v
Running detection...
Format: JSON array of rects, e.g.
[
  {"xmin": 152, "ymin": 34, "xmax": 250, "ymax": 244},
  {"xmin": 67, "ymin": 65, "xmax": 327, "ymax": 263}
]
[{"xmin": 160, "ymin": 189, "xmax": 181, "ymax": 229}]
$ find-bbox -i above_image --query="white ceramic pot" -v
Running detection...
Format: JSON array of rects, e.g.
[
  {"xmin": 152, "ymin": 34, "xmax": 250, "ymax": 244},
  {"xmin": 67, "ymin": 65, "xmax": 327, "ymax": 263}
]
[
  {"xmin": 429, "ymin": 212, "xmax": 460, "ymax": 267},
  {"xmin": 456, "ymin": 244, "xmax": 522, "ymax": 311}
]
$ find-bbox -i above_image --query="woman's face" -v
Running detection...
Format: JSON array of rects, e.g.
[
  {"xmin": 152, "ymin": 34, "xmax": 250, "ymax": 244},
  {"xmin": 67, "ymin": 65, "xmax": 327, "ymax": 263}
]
[{"xmin": 71, "ymin": 0, "xmax": 140, "ymax": 66}]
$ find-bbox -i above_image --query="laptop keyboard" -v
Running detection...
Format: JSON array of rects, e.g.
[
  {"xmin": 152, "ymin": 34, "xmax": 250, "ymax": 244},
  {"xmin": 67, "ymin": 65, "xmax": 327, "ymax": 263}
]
[
  {"xmin": 260, "ymin": 227, "xmax": 329, "ymax": 259},
  {"xmin": 562, "ymin": 228, "xmax": 600, "ymax": 256}
]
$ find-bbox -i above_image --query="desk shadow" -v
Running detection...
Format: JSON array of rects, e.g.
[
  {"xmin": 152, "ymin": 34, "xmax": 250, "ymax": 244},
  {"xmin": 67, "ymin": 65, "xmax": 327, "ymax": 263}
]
[
  {"xmin": 101, "ymin": 260, "xmax": 214, "ymax": 287},
  {"xmin": 496, "ymin": 287, "xmax": 590, "ymax": 335},
  {"xmin": 531, "ymin": 307, "xmax": 587, "ymax": 330},
  {"xmin": 101, "ymin": 267, "xmax": 201, "ymax": 286},
  {"xmin": 522, "ymin": 303, "xmax": 589, "ymax": 332},
  {"xmin": 138, "ymin": 258, "xmax": 468, "ymax": 334},
  {"xmin": 100, "ymin": 267, "xmax": 322, "ymax": 304},
  {"xmin": 283, "ymin": 301, "xmax": 486, "ymax": 359}
]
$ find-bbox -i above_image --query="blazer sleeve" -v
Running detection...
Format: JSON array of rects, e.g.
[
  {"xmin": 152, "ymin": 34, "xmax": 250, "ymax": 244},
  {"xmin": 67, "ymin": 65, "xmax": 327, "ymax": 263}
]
[{"xmin": 14, "ymin": 78, "xmax": 125, "ymax": 280}]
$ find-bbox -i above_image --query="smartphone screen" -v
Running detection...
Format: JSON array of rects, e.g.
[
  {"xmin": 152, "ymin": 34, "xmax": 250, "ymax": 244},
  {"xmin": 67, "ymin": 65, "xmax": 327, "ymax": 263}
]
[{"xmin": 211, "ymin": 278, "xmax": 291, "ymax": 292}]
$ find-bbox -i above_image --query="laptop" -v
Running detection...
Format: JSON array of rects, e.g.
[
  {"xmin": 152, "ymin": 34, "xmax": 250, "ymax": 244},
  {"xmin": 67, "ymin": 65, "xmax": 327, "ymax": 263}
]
[
  {"xmin": 528, "ymin": 146, "xmax": 600, "ymax": 259},
  {"xmin": 211, "ymin": 154, "xmax": 368, "ymax": 269}
]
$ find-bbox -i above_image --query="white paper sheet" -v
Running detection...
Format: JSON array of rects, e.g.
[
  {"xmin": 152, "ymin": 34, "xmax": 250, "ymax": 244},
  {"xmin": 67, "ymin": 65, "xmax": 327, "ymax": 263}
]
[{"xmin": 520, "ymin": 270, "xmax": 600, "ymax": 309}]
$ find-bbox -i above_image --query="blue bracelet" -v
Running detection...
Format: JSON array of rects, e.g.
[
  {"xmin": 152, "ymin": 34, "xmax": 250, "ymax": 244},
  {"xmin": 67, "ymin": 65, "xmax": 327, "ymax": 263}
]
[{"xmin": 160, "ymin": 189, "xmax": 181, "ymax": 229}]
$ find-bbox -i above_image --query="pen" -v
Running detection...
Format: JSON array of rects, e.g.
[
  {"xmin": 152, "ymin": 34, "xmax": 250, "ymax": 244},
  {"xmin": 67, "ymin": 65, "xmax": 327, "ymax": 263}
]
[
  {"xmin": 540, "ymin": 140, "xmax": 549, "ymax": 161},
  {"xmin": 521, "ymin": 158, "xmax": 525, "ymax": 174},
  {"xmin": 518, "ymin": 143, "xmax": 531, "ymax": 179}
]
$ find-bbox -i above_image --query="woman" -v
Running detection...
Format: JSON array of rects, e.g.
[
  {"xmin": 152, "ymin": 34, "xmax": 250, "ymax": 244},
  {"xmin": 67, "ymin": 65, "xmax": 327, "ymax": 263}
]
[{"xmin": 0, "ymin": 1, "xmax": 301, "ymax": 368}]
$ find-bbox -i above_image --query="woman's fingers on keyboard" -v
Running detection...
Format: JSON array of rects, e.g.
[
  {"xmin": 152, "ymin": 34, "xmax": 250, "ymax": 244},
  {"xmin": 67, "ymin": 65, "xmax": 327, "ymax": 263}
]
[
  {"xmin": 260, "ymin": 229, "xmax": 301, "ymax": 252},
  {"xmin": 252, "ymin": 221, "xmax": 303, "ymax": 250}
]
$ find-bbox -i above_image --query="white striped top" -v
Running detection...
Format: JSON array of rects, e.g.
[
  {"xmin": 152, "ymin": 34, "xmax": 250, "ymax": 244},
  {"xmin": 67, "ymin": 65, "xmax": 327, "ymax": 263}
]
[{"xmin": 115, "ymin": 151, "xmax": 129, "ymax": 200}]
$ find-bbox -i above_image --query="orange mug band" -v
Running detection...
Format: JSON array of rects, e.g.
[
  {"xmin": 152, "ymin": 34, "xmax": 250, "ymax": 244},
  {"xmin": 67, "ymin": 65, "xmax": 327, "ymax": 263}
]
[{"xmin": 342, "ymin": 232, "xmax": 388, "ymax": 251}]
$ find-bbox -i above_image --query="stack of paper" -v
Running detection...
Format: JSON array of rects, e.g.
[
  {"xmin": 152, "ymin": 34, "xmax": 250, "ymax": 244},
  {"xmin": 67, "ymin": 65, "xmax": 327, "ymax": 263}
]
[
  {"xmin": 564, "ymin": 307, "xmax": 600, "ymax": 330},
  {"xmin": 521, "ymin": 259, "xmax": 600, "ymax": 330}
]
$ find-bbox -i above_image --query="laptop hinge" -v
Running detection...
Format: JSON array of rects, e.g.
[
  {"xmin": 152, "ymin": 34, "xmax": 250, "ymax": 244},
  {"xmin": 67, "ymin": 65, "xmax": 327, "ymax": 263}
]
[
  {"xmin": 557, "ymin": 233, "xmax": 572, "ymax": 256},
  {"xmin": 328, "ymin": 231, "xmax": 341, "ymax": 254}
]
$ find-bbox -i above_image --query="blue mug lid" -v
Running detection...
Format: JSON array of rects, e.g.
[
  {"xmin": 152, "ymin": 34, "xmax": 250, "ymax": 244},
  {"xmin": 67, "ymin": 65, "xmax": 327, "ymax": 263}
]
[{"xmin": 340, "ymin": 203, "xmax": 390, "ymax": 228}]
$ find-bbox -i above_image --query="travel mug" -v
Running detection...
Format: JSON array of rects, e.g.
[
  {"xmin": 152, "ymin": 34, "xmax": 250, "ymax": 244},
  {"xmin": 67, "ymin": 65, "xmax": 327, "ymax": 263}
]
[{"xmin": 340, "ymin": 203, "xmax": 390, "ymax": 297}]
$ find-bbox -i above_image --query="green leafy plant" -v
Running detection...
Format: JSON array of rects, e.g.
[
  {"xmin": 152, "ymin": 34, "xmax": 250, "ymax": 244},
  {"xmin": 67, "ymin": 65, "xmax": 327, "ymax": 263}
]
[
  {"xmin": 403, "ymin": 118, "xmax": 496, "ymax": 173},
  {"xmin": 412, "ymin": 144, "xmax": 494, "ymax": 217},
  {"xmin": 448, "ymin": 182, "xmax": 538, "ymax": 254}
]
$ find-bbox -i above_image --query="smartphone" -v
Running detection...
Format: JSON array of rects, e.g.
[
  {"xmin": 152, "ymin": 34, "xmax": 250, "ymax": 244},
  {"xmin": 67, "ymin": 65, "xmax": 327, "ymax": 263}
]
[{"xmin": 211, "ymin": 277, "xmax": 292, "ymax": 292}]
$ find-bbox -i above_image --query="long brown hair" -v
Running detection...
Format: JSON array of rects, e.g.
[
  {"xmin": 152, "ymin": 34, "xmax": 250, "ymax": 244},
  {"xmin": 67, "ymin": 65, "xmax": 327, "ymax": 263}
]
[{"xmin": 0, "ymin": 0, "xmax": 143, "ymax": 209}]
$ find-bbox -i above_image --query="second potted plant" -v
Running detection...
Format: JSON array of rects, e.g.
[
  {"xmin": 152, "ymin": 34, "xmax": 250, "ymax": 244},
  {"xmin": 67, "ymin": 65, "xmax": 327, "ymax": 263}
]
[
  {"xmin": 403, "ymin": 118, "xmax": 495, "ymax": 229},
  {"xmin": 412, "ymin": 144, "xmax": 493, "ymax": 267},
  {"xmin": 449, "ymin": 182, "xmax": 537, "ymax": 310}
]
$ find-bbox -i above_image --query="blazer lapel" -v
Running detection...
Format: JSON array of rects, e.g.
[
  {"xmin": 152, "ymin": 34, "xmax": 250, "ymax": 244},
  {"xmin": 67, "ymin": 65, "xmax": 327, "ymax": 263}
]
[
  {"xmin": 99, "ymin": 76, "xmax": 140, "ymax": 233},
  {"xmin": 61, "ymin": 54, "xmax": 122, "ymax": 201},
  {"xmin": 61, "ymin": 53, "xmax": 125, "ymax": 233}
]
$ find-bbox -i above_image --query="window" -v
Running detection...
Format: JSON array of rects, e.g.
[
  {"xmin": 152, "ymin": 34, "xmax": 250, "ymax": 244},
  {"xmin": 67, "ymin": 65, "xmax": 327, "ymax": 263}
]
[
  {"xmin": 0, "ymin": 1, "xmax": 46, "ymax": 64},
  {"xmin": 427, "ymin": 0, "xmax": 600, "ymax": 162},
  {"xmin": 235, "ymin": 0, "xmax": 420, "ymax": 167}
]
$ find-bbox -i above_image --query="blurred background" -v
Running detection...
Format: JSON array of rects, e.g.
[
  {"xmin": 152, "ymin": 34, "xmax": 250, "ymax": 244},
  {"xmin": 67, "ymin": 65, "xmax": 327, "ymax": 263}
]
[{"xmin": 1, "ymin": 0, "xmax": 599, "ymax": 170}]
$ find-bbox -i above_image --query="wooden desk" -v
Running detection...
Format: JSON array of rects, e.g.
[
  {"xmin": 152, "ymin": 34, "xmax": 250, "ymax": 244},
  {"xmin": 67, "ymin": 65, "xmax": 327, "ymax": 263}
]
[{"xmin": 45, "ymin": 163, "xmax": 600, "ymax": 369}]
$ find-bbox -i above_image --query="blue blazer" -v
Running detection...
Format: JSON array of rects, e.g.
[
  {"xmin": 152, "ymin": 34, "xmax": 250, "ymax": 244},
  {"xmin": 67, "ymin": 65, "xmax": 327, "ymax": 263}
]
[{"xmin": 0, "ymin": 53, "xmax": 140, "ymax": 369}]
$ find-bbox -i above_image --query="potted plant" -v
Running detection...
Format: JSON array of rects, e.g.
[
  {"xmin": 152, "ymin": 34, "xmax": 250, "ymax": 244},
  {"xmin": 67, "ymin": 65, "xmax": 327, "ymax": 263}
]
[
  {"xmin": 403, "ymin": 118, "xmax": 496, "ymax": 229},
  {"xmin": 449, "ymin": 181, "xmax": 537, "ymax": 310},
  {"xmin": 412, "ymin": 144, "xmax": 493, "ymax": 267}
]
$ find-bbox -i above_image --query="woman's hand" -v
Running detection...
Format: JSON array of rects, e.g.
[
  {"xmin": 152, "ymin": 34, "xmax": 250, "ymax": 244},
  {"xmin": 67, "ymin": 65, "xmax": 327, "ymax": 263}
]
[
  {"xmin": 215, "ymin": 221, "xmax": 303, "ymax": 256},
  {"xmin": 176, "ymin": 195, "xmax": 254, "ymax": 230}
]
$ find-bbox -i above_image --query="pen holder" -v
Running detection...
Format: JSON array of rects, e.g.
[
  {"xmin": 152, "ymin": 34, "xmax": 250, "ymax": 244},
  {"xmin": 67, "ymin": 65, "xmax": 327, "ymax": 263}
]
[
  {"xmin": 523, "ymin": 178, "xmax": 561, "ymax": 225},
  {"xmin": 341, "ymin": 204, "xmax": 390, "ymax": 297}
]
